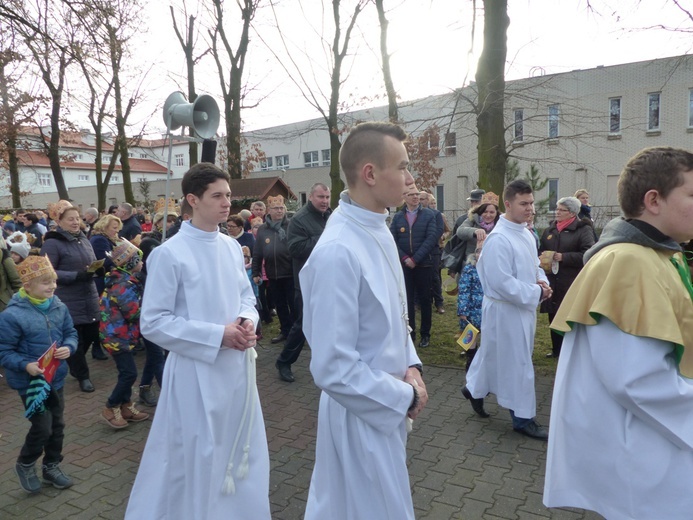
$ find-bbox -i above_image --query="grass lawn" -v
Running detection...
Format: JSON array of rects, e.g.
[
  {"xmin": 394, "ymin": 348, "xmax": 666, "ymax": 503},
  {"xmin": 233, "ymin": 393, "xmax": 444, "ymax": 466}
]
[{"xmin": 261, "ymin": 292, "xmax": 558, "ymax": 377}]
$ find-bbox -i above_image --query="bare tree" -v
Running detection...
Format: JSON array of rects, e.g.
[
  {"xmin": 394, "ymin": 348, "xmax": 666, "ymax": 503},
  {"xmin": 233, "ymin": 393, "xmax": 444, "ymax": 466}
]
[
  {"xmin": 475, "ymin": 0, "xmax": 509, "ymax": 198},
  {"xmin": 375, "ymin": 0, "xmax": 397, "ymax": 122},
  {"xmin": 209, "ymin": 0, "xmax": 257, "ymax": 179},
  {"xmin": 171, "ymin": 2, "xmax": 211, "ymax": 167}
]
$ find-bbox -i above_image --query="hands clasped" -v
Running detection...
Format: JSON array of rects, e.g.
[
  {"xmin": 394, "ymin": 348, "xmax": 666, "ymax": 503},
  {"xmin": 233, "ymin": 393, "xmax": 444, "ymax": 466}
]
[
  {"xmin": 222, "ymin": 318, "xmax": 257, "ymax": 351},
  {"xmin": 538, "ymin": 281, "xmax": 553, "ymax": 302},
  {"xmin": 405, "ymin": 367, "xmax": 428, "ymax": 420}
]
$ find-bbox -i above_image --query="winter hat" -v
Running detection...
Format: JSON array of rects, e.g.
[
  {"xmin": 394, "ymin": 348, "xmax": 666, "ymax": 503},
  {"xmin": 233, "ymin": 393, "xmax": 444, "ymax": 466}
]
[
  {"xmin": 48, "ymin": 199, "xmax": 75, "ymax": 221},
  {"xmin": 7, "ymin": 231, "xmax": 30, "ymax": 259},
  {"xmin": 17, "ymin": 255, "xmax": 55, "ymax": 284},
  {"xmin": 109, "ymin": 239, "xmax": 142, "ymax": 271}
]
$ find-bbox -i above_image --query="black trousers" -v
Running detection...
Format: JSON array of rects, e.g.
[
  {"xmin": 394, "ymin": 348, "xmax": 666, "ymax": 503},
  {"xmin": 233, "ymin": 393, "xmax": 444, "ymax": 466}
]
[
  {"xmin": 431, "ymin": 250, "xmax": 444, "ymax": 307},
  {"xmin": 67, "ymin": 322, "xmax": 99, "ymax": 381},
  {"xmin": 18, "ymin": 387, "xmax": 65, "ymax": 465},
  {"xmin": 548, "ymin": 312, "xmax": 563, "ymax": 358},
  {"xmin": 277, "ymin": 290, "xmax": 305, "ymax": 366},
  {"xmin": 271, "ymin": 277, "xmax": 296, "ymax": 337},
  {"xmin": 404, "ymin": 265, "xmax": 433, "ymax": 340}
]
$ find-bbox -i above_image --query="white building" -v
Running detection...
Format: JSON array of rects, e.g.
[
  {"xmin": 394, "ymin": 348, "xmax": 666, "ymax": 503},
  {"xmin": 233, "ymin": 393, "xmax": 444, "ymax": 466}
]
[{"xmin": 243, "ymin": 54, "xmax": 693, "ymax": 228}]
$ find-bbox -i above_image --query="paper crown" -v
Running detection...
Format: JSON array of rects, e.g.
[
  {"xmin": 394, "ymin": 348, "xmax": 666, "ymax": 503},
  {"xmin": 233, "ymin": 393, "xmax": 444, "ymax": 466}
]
[
  {"xmin": 153, "ymin": 197, "xmax": 178, "ymax": 215},
  {"xmin": 17, "ymin": 255, "xmax": 55, "ymax": 284},
  {"xmin": 480, "ymin": 192, "xmax": 499, "ymax": 206},
  {"xmin": 267, "ymin": 195, "xmax": 285, "ymax": 208},
  {"xmin": 109, "ymin": 239, "xmax": 141, "ymax": 267},
  {"xmin": 48, "ymin": 200, "xmax": 75, "ymax": 222}
]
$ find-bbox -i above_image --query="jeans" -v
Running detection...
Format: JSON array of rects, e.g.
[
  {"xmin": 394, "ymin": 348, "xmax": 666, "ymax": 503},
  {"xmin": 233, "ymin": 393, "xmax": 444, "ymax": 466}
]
[
  {"xmin": 140, "ymin": 337, "xmax": 165, "ymax": 388},
  {"xmin": 509, "ymin": 410, "xmax": 533, "ymax": 430},
  {"xmin": 277, "ymin": 290, "xmax": 305, "ymax": 366},
  {"xmin": 431, "ymin": 250, "xmax": 444, "ymax": 307},
  {"xmin": 18, "ymin": 387, "xmax": 65, "ymax": 465},
  {"xmin": 107, "ymin": 350, "xmax": 138, "ymax": 407},
  {"xmin": 67, "ymin": 322, "xmax": 99, "ymax": 381}
]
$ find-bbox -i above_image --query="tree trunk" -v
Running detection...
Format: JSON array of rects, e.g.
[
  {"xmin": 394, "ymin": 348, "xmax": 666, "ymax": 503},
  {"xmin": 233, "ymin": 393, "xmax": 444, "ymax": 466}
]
[
  {"xmin": 227, "ymin": 62, "xmax": 243, "ymax": 179},
  {"xmin": 0, "ymin": 59, "xmax": 21, "ymax": 207},
  {"xmin": 375, "ymin": 0, "xmax": 398, "ymax": 123},
  {"xmin": 47, "ymin": 92, "xmax": 69, "ymax": 200},
  {"xmin": 476, "ymin": 0, "xmax": 509, "ymax": 198}
]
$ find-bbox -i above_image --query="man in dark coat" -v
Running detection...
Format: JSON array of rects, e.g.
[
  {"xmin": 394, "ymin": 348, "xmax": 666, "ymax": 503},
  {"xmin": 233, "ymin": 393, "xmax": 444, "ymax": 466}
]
[
  {"xmin": 117, "ymin": 203, "xmax": 142, "ymax": 241},
  {"xmin": 275, "ymin": 183, "xmax": 332, "ymax": 383},
  {"xmin": 390, "ymin": 188, "xmax": 439, "ymax": 348}
]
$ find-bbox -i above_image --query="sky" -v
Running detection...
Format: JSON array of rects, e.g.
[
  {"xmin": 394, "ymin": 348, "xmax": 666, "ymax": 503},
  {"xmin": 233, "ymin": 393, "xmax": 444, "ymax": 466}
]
[{"xmin": 134, "ymin": 0, "xmax": 693, "ymax": 135}]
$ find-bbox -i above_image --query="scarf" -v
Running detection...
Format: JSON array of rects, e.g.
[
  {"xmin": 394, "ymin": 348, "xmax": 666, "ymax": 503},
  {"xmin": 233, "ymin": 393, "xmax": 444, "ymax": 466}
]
[
  {"xmin": 478, "ymin": 219, "xmax": 495, "ymax": 232},
  {"xmin": 580, "ymin": 204, "xmax": 592, "ymax": 218},
  {"xmin": 24, "ymin": 376, "xmax": 51, "ymax": 418},
  {"xmin": 19, "ymin": 287, "xmax": 52, "ymax": 312},
  {"xmin": 556, "ymin": 216, "xmax": 577, "ymax": 233},
  {"xmin": 265, "ymin": 216, "xmax": 286, "ymax": 241}
]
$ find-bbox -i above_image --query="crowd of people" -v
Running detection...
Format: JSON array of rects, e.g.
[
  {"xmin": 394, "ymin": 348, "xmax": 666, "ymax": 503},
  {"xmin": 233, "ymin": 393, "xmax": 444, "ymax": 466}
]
[{"xmin": 2, "ymin": 126, "xmax": 693, "ymax": 519}]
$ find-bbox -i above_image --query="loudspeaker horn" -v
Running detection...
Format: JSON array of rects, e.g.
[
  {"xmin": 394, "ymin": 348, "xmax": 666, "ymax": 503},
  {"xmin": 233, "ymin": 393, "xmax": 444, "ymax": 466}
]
[{"xmin": 162, "ymin": 91, "xmax": 220, "ymax": 139}]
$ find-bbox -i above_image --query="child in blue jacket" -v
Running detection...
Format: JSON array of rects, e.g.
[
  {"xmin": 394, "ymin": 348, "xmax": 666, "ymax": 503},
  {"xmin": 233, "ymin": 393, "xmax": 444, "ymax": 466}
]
[{"xmin": 0, "ymin": 255, "xmax": 78, "ymax": 493}]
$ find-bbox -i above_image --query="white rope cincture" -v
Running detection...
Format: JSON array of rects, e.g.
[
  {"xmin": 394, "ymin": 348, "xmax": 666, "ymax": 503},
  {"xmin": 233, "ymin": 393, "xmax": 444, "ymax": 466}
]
[{"xmin": 222, "ymin": 346, "xmax": 258, "ymax": 495}]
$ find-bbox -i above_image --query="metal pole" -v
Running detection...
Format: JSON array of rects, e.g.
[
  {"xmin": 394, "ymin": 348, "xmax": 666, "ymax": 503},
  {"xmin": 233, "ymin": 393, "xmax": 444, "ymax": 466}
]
[{"xmin": 162, "ymin": 112, "xmax": 174, "ymax": 242}]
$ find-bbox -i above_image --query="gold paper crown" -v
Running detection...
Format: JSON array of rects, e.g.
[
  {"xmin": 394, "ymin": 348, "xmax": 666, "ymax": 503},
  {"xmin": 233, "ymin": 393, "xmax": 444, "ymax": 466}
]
[
  {"xmin": 109, "ymin": 239, "xmax": 140, "ymax": 267},
  {"xmin": 153, "ymin": 197, "xmax": 179, "ymax": 215},
  {"xmin": 17, "ymin": 255, "xmax": 55, "ymax": 284},
  {"xmin": 48, "ymin": 200, "xmax": 75, "ymax": 222},
  {"xmin": 480, "ymin": 192, "xmax": 499, "ymax": 206},
  {"xmin": 267, "ymin": 195, "xmax": 284, "ymax": 208}
]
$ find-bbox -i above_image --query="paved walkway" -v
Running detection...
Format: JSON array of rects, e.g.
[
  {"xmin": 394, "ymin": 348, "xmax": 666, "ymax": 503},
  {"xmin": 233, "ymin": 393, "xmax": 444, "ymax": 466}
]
[{"xmin": 0, "ymin": 342, "xmax": 603, "ymax": 519}]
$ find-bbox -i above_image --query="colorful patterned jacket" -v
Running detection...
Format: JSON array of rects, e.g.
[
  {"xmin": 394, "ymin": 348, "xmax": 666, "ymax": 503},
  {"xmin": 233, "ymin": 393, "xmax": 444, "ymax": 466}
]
[{"xmin": 99, "ymin": 268, "xmax": 142, "ymax": 352}]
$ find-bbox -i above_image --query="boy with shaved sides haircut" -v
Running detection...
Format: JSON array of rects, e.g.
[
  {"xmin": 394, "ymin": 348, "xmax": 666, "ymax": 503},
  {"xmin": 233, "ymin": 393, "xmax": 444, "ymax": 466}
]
[{"xmin": 301, "ymin": 122, "xmax": 428, "ymax": 520}]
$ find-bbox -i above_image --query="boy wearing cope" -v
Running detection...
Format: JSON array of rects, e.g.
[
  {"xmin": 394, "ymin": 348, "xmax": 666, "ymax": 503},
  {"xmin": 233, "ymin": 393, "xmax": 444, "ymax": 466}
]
[
  {"xmin": 301, "ymin": 122, "xmax": 428, "ymax": 520},
  {"xmin": 544, "ymin": 147, "xmax": 693, "ymax": 520}
]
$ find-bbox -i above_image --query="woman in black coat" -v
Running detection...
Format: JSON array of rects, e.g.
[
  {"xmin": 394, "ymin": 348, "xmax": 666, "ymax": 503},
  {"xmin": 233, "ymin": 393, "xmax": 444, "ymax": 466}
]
[
  {"xmin": 41, "ymin": 203, "xmax": 101, "ymax": 392},
  {"xmin": 539, "ymin": 196, "xmax": 596, "ymax": 358}
]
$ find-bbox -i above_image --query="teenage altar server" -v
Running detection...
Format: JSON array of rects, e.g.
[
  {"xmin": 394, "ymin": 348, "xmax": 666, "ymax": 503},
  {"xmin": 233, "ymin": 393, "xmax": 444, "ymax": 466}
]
[
  {"xmin": 462, "ymin": 179, "xmax": 552, "ymax": 440},
  {"xmin": 545, "ymin": 147, "xmax": 693, "ymax": 520},
  {"xmin": 301, "ymin": 122, "xmax": 428, "ymax": 520},
  {"xmin": 125, "ymin": 163, "xmax": 269, "ymax": 519}
]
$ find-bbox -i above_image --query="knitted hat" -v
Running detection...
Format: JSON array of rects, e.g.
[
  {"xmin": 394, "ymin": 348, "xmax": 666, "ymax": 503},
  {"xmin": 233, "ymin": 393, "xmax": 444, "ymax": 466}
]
[
  {"xmin": 109, "ymin": 239, "xmax": 142, "ymax": 270},
  {"xmin": 17, "ymin": 255, "xmax": 55, "ymax": 284},
  {"xmin": 48, "ymin": 200, "xmax": 75, "ymax": 221}
]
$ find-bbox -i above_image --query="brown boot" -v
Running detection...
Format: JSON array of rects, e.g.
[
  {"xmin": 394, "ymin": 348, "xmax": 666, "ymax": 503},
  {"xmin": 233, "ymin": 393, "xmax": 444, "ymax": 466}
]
[
  {"xmin": 120, "ymin": 402, "xmax": 149, "ymax": 422},
  {"xmin": 101, "ymin": 406, "xmax": 129, "ymax": 429}
]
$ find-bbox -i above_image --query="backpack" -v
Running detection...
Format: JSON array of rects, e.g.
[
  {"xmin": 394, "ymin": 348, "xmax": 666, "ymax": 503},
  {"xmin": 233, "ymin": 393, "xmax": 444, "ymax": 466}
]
[{"xmin": 441, "ymin": 234, "xmax": 467, "ymax": 273}]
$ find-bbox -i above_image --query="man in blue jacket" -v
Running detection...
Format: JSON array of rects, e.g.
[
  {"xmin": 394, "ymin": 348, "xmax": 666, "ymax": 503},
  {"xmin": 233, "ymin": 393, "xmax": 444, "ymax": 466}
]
[{"xmin": 390, "ymin": 188, "xmax": 440, "ymax": 348}]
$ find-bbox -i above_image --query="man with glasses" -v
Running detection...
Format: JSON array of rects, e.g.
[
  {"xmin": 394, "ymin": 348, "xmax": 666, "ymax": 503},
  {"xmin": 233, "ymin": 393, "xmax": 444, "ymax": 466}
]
[{"xmin": 252, "ymin": 195, "xmax": 295, "ymax": 344}]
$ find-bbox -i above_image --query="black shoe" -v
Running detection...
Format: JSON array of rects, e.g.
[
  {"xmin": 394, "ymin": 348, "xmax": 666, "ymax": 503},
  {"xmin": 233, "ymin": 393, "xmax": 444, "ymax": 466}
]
[
  {"xmin": 79, "ymin": 379, "xmax": 95, "ymax": 393},
  {"xmin": 513, "ymin": 420, "xmax": 549, "ymax": 440},
  {"xmin": 92, "ymin": 351, "xmax": 108, "ymax": 360},
  {"xmin": 419, "ymin": 335, "xmax": 430, "ymax": 348},
  {"xmin": 275, "ymin": 361, "xmax": 295, "ymax": 383},
  {"xmin": 461, "ymin": 386, "xmax": 490, "ymax": 418},
  {"xmin": 271, "ymin": 334, "xmax": 286, "ymax": 344}
]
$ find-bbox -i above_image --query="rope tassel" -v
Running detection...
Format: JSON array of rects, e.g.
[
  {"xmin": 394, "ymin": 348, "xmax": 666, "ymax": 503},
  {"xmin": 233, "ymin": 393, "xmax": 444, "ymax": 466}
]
[{"xmin": 222, "ymin": 347, "xmax": 258, "ymax": 495}]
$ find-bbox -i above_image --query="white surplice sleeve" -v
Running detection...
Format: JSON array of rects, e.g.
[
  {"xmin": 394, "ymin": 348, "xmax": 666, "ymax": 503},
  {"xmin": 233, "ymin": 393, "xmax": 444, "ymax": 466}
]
[
  {"xmin": 588, "ymin": 318, "xmax": 693, "ymax": 450},
  {"xmin": 301, "ymin": 243, "xmax": 414, "ymax": 433},
  {"xmin": 478, "ymin": 233, "xmax": 542, "ymax": 310},
  {"xmin": 141, "ymin": 245, "xmax": 225, "ymax": 364}
]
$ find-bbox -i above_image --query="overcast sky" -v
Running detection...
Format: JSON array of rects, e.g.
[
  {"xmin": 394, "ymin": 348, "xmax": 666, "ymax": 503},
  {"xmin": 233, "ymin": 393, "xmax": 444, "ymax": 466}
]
[{"xmin": 134, "ymin": 0, "xmax": 693, "ymax": 134}]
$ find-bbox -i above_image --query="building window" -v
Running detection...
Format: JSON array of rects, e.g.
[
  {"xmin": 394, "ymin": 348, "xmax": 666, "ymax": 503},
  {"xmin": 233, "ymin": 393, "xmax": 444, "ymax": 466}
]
[
  {"xmin": 140, "ymin": 153, "xmax": 147, "ymax": 159},
  {"xmin": 548, "ymin": 178, "xmax": 559, "ymax": 211},
  {"xmin": 609, "ymin": 97, "xmax": 621, "ymax": 134},
  {"xmin": 513, "ymin": 109, "xmax": 524, "ymax": 142},
  {"xmin": 112, "ymin": 175, "xmax": 120, "ymax": 182},
  {"xmin": 427, "ymin": 133, "xmax": 439, "ymax": 150},
  {"xmin": 78, "ymin": 174, "xmax": 89, "ymax": 182},
  {"xmin": 444, "ymin": 132, "xmax": 456, "ymax": 156},
  {"xmin": 137, "ymin": 177, "xmax": 147, "ymax": 182},
  {"xmin": 103, "ymin": 155, "xmax": 111, "ymax": 163},
  {"xmin": 175, "ymin": 153, "xmax": 185, "ymax": 167},
  {"xmin": 647, "ymin": 92, "xmax": 661, "ymax": 131},
  {"xmin": 304, "ymin": 151, "xmax": 319, "ymax": 168},
  {"xmin": 75, "ymin": 153, "xmax": 83, "ymax": 161},
  {"xmin": 260, "ymin": 157, "xmax": 273, "ymax": 171},
  {"xmin": 434, "ymin": 185, "xmax": 445, "ymax": 212},
  {"xmin": 300, "ymin": 192, "xmax": 307, "ymax": 205},
  {"xmin": 548, "ymin": 104, "xmax": 559, "ymax": 139},
  {"xmin": 276, "ymin": 155, "xmax": 289, "ymax": 169},
  {"xmin": 38, "ymin": 173, "xmax": 51, "ymax": 187},
  {"xmin": 322, "ymin": 149, "xmax": 331, "ymax": 166}
]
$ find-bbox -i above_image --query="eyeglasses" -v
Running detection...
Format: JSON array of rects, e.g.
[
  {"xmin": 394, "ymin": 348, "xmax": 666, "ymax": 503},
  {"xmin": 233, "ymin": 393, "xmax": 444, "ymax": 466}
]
[
  {"xmin": 227, "ymin": 223, "xmax": 240, "ymax": 228},
  {"xmin": 555, "ymin": 208, "xmax": 570, "ymax": 213}
]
